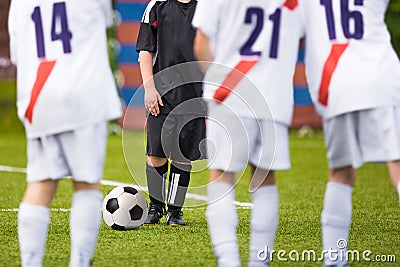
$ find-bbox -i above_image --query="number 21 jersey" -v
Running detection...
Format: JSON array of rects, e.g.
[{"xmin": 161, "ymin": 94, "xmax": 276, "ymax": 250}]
[{"xmin": 192, "ymin": 0, "xmax": 304, "ymax": 124}]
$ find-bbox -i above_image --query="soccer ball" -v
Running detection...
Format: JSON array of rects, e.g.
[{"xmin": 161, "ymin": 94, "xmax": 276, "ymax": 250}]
[{"xmin": 102, "ymin": 186, "xmax": 148, "ymax": 230}]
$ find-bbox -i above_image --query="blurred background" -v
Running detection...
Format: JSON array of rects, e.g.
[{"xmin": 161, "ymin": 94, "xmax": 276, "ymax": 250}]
[{"xmin": 0, "ymin": 0, "xmax": 399, "ymax": 134}]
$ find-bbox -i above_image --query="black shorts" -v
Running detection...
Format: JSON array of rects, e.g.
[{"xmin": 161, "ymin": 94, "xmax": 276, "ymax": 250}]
[{"xmin": 146, "ymin": 114, "xmax": 206, "ymax": 161}]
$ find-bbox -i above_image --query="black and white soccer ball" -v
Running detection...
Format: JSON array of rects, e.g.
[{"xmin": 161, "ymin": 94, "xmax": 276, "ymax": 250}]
[{"xmin": 102, "ymin": 186, "xmax": 148, "ymax": 230}]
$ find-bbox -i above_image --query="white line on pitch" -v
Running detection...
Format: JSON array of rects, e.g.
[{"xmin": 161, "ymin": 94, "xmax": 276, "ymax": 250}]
[
  {"xmin": 1, "ymin": 208, "xmax": 71, "ymax": 212},
  {"xmin": 0, "ymin": 165, "xmax": 27, "ymax": 173},
  {"xmin": 0, "ymin": 164, "xmax": 252, "ymax": 208}
]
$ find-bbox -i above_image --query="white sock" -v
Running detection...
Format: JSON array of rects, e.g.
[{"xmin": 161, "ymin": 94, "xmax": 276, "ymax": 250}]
[
  {"xmin": 248, "ymin": 185, "xmax": 279, "ymax": 267},
  {"xmin": 321, "ymin": 182, "xmax": 352, "ymax": 266},
  {"xmin": 18, "ymin": 202, "xmax": 50, "ymax": 267},
  {"xmin": 206, "ymin": 182, "xmax": 240, "ymax": 267},
  {"xmin": 69, "ymin": 190, "xmax": 103, "ymax": 267}
]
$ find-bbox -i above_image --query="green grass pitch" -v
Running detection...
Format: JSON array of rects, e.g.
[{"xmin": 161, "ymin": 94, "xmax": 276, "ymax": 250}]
[{"xmin": 0, "ymin": 131, "xmax": 399, "ymax": 266}]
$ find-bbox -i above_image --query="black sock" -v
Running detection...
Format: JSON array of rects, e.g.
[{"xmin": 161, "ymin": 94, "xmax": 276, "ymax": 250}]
[
  {"xmin": 167, "ymin": 162, "xmax": 192, "ymax": 211},
  {"xmin": 146, "ymin": 162, "xmax": 168, "ymax": 206}
]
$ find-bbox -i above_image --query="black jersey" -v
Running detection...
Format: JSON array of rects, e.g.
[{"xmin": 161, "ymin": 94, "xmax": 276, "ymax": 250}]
[{"xmin": 136, "ymin": 0, "xmax": 205, "ymax": 115}]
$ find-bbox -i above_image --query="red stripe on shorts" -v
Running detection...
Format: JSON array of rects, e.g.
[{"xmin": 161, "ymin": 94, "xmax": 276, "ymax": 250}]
[
  {"xmin": 213, "ymin": 60, "xmax": 259, "ymax": 103},
  {"xmin": 318, "ymin": 43, "xmax": 349, "ymax": 106},
  {"xmin": 25, "ymin": 60, "xmax": 57, "ymax": 123}
]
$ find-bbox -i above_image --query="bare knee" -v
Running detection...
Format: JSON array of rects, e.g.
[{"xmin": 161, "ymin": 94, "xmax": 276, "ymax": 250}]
[
  {"xmin": 209, "ymin": 169, "xmax": 235, "ymax": 185},
  {"xmin": 147, "ymin": 156, "xmax": 168, "ymax": 167},
  {"xmin": 250, "ymin": 166, "xmax": 275, "ymax": 191},
  {"xmin": 73, "ymin": 181, "xmax": 101, "ymax": 192},
  {"xmin": 22, "ymin": 179, "xmax": 59, "ymax": 207},
  {"xmin": 329, "ymin": 166, "xmax": 356, "ymax": 186}
]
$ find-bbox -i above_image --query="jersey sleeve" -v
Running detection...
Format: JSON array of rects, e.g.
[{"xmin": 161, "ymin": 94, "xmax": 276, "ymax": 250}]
[
  {"xmin": 8, "ymin": 0, "xmax": 18, "ymax": 64},
  {"xmin": 192, "ymin": 0, "xmax": 221, "ymax": 39},
  {"xmin": 136, "ymin": 0, "xmax": 158, "ymax": 53}
]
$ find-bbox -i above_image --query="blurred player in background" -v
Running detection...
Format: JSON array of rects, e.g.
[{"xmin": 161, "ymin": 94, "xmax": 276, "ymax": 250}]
[
  {"xmin": 300, "ymin": 1, "xmax": 400, "ymax": 266},
  {"xmin": 136, "ymin": 0, "xmax": 206, "ymax": 226},
  {"xmin": 8, "ymin": 0, "xmax": 122, "ymax": 266},
  {"xmin": 193, "ymin": 0, "xmax": 303, "ymax": 266}
]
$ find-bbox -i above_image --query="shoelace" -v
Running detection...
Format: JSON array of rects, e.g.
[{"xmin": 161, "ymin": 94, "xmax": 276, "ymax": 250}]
[
  {"xmin": 168, "ymin": 210, "xmax": 183, "ymax": 217},
  {"xmin": 149, "ymin": 204, "xmax": 165, "ymax": 215}
]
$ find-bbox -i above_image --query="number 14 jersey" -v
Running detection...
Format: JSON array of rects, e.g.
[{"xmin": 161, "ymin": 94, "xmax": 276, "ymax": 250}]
[{"xmin": 8, "ymin": 0, "xmax": 122, "ymax": 138}]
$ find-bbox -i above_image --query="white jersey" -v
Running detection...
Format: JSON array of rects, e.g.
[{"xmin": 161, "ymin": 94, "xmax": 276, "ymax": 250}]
[
  {"xmin": 299, "ymin": 0, "xmax": 400, "ymax": 119},
  {"xmin": 192, "ymin": 0, "xmax": 304, "ymax": 124},
  {"xmin": 8, "ymin": 0, "xmax": 122, "ymax": 138}
]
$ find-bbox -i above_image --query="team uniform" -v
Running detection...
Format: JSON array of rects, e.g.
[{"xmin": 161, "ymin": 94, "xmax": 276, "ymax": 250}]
[
  {"xmin": 300, "ymin": 0, "xmax": 400, "ymax": 168},
  {"xmin": 136, "ymin": 0, "xmax": 206, "ymax": 162},
  {"xmin": 136, "ymin": 0, "xmax": 206, "ymax": 226},
  {"xmin": 299, "ymin": 1, "xmax": 400, "ymax": 266},
  {"xmin": 193, "ymin": 0, "xmax": 303, "ymax": 172},
  {"xmin": 193, "ymin": 0, "xmax": 303, "ymax": 266},
  {"xmin": 9, "ymin": 0, "xmax": 122, "ymax": 266},
  {"xmin": 9, "ymin": 0, "xmax": 122, "ymax": 182}
]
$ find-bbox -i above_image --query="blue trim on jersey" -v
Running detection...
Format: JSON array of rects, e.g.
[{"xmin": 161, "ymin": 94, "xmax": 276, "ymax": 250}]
[
  {"xmin": 294, "ymin": 87, "xmax": 312, "ymax": 106},
  {"xmin": 119, "ymin": 45, "xmax": 139, "ymax": 64},
  {"xmin": 122, "ymin": 87, "xmax": 144, "ymax": 106},
  {"xmin": 116, "ymin": 3, "xmax": 147, "ymax": 22}
]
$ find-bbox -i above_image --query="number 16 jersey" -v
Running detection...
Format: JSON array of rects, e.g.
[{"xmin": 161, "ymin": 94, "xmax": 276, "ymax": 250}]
[
  {"xmin": 192, "ymin": 0, "xmax": 304, "ymax": 124},
  {"xmin": 299, "ymin": 0, "xmax": 400, "ymax": 119}
]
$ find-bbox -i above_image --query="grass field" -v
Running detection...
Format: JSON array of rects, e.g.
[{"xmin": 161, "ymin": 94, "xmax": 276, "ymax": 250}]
[{"xmin": 0, "ymin": 130, "xmax": 399, "ymax": 267}]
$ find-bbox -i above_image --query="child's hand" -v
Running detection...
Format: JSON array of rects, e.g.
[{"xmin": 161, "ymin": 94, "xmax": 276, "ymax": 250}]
[{"xmin": 144, "ymin": 86, "xmax": 164, "ymax": 116}]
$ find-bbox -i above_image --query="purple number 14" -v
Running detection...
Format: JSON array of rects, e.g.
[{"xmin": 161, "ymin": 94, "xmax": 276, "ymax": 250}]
[{"xmin": 31, "ymin": 2, "xmax": 72, "ymax": 59}]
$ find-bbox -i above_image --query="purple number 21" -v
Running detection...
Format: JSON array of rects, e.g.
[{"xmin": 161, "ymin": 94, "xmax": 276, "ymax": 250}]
[
  {"xmin": 31, "ymin": 2, "xmax": 73, "ymax": 58},
  {"xmin": 240, "ymin": 7, "xmax": 281, "ymax": 59}
]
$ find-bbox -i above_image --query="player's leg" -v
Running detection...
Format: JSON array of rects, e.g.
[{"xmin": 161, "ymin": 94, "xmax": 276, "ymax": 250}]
[
  {"xmin": 166, "ymin": 160, "xmax": 191, "ymax": 226},
  {"xmin": 166, "ymin": 116, "xmax": 206, "ymax": 226},
  {"xmin": 205, "ymin": 107, "xmax": 249, "ymax": 267},
  {"xmin": 247, "ymin": 120, "xmax": 286, "ymax": 267},
  {"xmin": 146, "ymin": 155, "xmax": 168, "ymax": 224},
  {"xmin": 248, "ymin": 168, "xmax": 277, "ymax": 267},
  {"xmin": 321, "ymin": 113, "xmax": 360, "ymax": 267},
  {"xmin": 59, "ymin": 122, "xmax": 107, "ymax": 267},
  {"xmin": 385, "ymin": 106, "xmax": 400, "ymax": 203},
  {"xmin": 145, "ymin": 114, "xmax": 170, "ymax": 224},
  {"xmin": 207, "ymin": 170, "xmax": 240, "ymax": 267},
  {"xmin": 322, "ymin": 167, "xmax": 355, "ymax": 267},
  {"xmin": 18, "ymin": 136, "xmax": 68, "ymax": 267},
  {"xmin": 387, "ymin": 160, "xmax": 400, "ymax": 204},
  {"xmin": 18, "ymin": 180, "xmax": 58, "ymax": 267},
  {"xmin": 359, "ymin": 106, "xmax": 400, "ymax": 204},
  {"xmin": 69, "ymin": 181, "xmax": 103, "ymax": 267}
]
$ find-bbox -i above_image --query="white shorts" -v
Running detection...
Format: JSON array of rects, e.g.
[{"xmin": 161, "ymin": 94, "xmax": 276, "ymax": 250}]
[
  {"xmin": 206, "ymin": 104, "xmax": 290, "ymax": 172},
  {"xmin": 26, "ymin": 122, "xmax": 108, "ymax": 183},
  {"xmin": 323, "ymin": 107, "xmax": 400, "ymax": 169}
]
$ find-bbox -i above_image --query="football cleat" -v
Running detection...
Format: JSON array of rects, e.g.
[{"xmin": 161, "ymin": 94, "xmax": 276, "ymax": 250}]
[
  {"xmin": 144, "ymin": 202, "xmax": 165, "ymax": 224},
  {"xmin": 166, "ymin": 210, "xmax": 186, "ymax": 226}
]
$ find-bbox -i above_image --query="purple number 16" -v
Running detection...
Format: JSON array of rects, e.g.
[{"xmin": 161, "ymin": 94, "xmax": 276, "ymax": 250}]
[
  {"xmin": 31, "ymin": 2, "xmax": 73, "ymax": 58},
  {"xmin": 320, "ymin": 0, "xmax": 364, "ymax": 40}
]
